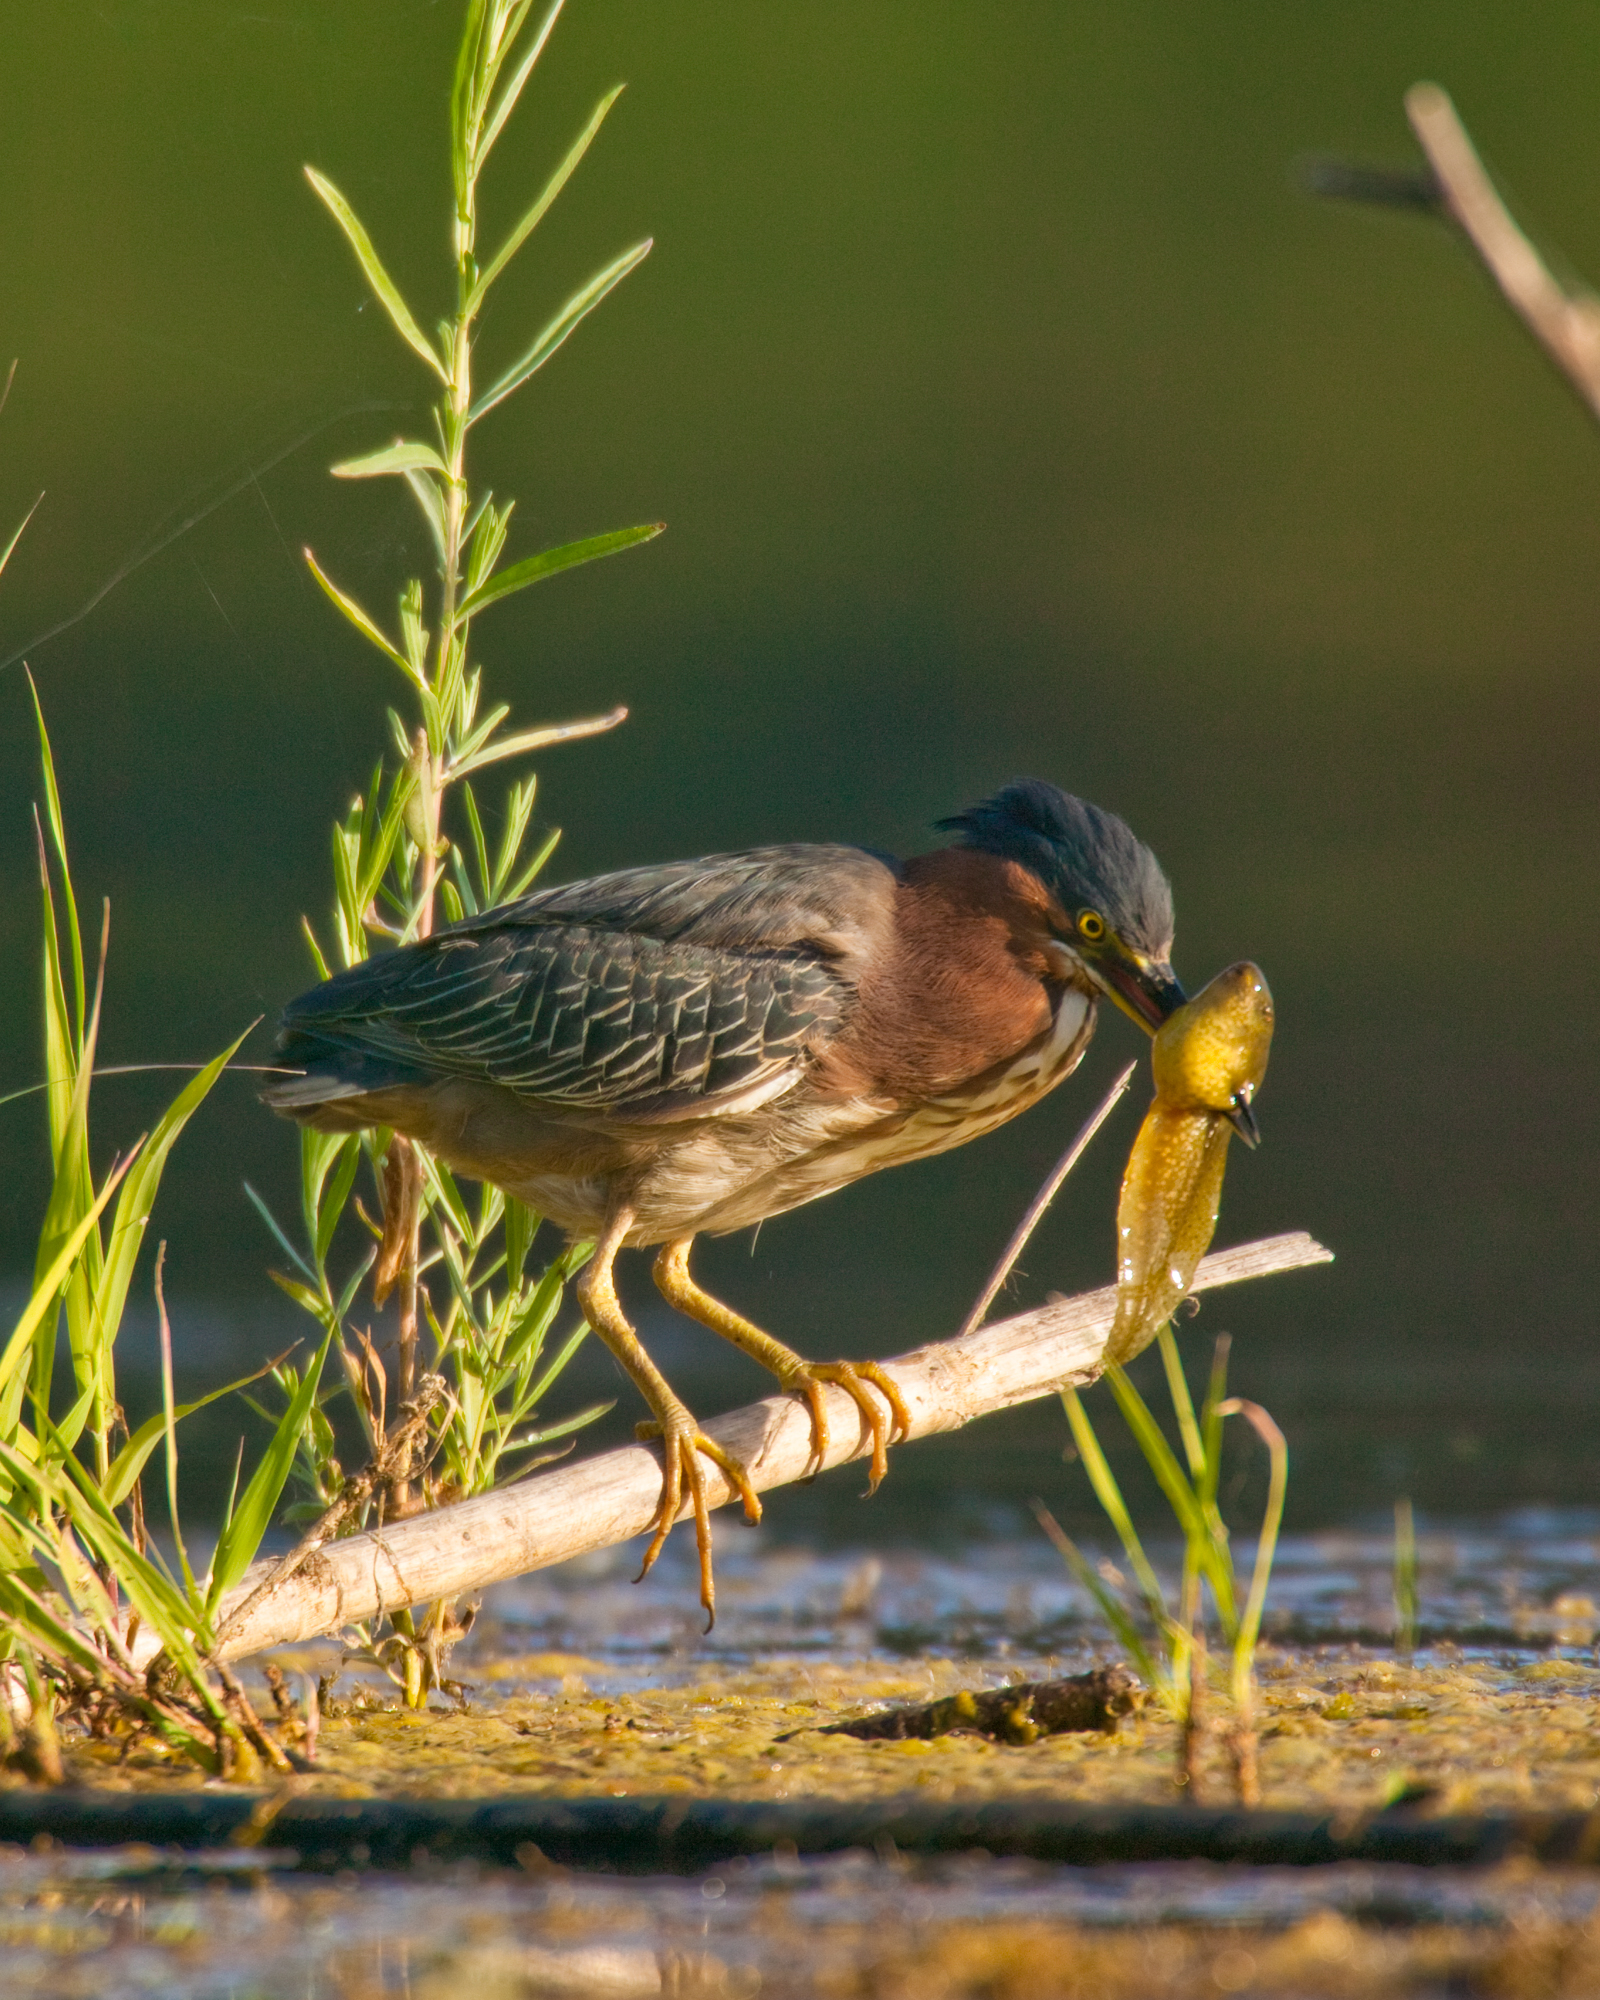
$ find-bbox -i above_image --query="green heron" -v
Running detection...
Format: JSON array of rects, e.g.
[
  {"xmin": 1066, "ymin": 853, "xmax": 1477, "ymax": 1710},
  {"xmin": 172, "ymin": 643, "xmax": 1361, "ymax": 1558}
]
[{"xmin": 266, "ymin": 779, "xmax": 1183, "ymax": 1616}]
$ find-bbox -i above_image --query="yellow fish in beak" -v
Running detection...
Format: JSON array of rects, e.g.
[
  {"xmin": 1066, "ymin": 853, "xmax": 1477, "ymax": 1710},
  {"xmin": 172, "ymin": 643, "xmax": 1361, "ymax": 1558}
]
[{"xmin": 1105, "ymin": 961, "xmax": 1274, "ymax": 1367}]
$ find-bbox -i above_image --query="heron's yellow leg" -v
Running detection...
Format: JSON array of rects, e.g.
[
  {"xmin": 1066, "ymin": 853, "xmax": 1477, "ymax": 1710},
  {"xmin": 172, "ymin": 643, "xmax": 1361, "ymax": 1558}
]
[
  {"xmin": 652, "ymin": 1237, "xmax": 912, "ymax": 1490},
  {"xmin": 575, "ymin": 1208, "xmax": 760, "ymax": 1630}
]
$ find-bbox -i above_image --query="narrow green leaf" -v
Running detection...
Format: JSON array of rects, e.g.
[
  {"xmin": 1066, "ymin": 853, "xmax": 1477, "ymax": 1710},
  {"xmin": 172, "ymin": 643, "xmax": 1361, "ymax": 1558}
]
[
  {"xmin": 469, "ymin": 240, "xmax": 652, "ymax": 425},
  {"xmin": 510, "ymin": 1399, "xmax": 612, "ymax": 1448},
  {"xmin": 303, "ymin": 168, "xmax": 448, "ymax": 382},
  {"xmin": 1103, "ymin": 1365, "xmax": 1239, "ymax": 1635},
  {"xmin": 303, "ymin": 547, "xmax": 421, "ymax": 683},
  {"xmin": 461, "ymin": 782, "xmax": 491, "ymax": 902},
  {"xmin": 331, "ymin": 439, "xmax": 451, "ymax": 481},
  {"xmin": 0, "ymin": 490, "xmax": 42, "ymax": 582},
  {"xmin": 334, "ymin": 1246, "xmax": 377, "ymax": 1326},
  {"xmin": 207, "ymin": 1321, "xmax": 337, "ymax": 1610},
  {"xmin": 355, "ymin": 772, "xmax": 414, "ymax": 919},
  {"xmin": 1220, "ymin": 1399, "xmax": 1287, "ymax": 1702},
  {"xmin": 475, "ymin": 0, "xmax": 566, "ymax": 172},
  {"xmin": 0, "ymin": 1149, "xmax": 137, "ymax": 1402},
  {"xmin": 299, "ymin": 916, "xmax": 333, "ymax": 983},
  {"xmin": 451, "ymin": 701, "xmax": 513, "ymax": 774},
  {"xmin": 490, "ymin": 778, "xmax": 539, "ymax": 903},
  {"xmin": 242, "ymin": 1185, "xmax": 315, "ymax": 1289},
  {"xmin": 1157, "ymin": 1326, "xmax": 1206, "ymax": 1481},
  {"xmin": 455, "ymin": 525, "xmax": 661, "ymax": 624},
  {"xmin": 506, "ymin": 823, "xmax": 562, "ymax": 901},
  {"xmin": 32, "ymin": 889, "xmax": 106, "ymax": 1355},
  {"xmin": 422, "ymin": 1153, "xmax": 475, "ymax": 1244},
  {"xmin": 315, "ymin": 1135, "xmax": 362, "ymax": 1268},
  {"xmin": 447, "ymin": 844, "xmax": 480, "ymax": 918},
  {"xmin": 1061, "ymin": 1387, "xmax": 1171, "ymax": 1628},
  {"xmin": 404, "ymin": 469, "xmax": 448, "ymax": 566},
  {"xmin": 472, "ymin": 85, "xmax": 625, "ymax": 306},
  {"xmin": 103, "ymin": 1352, "xmax": 284, "ymax": 1509},
  {"xmin": 86, "ymin": 1029, "xmax": 252, "ymax": 1368},
  {"xmin": 267, "ymin": 1269, "xmax": 326, "ymax": 1318},
  {"xmin": 29, "ymin": 676, "xmax": 85, "ymax": 1042},
  {"xmin": 465, "ymin": 500, "xmax": 512, "ymax": 598},
  {"xmin": 1033, "ymin": 1499, "xmax": 1161, "ymax": 1689}
]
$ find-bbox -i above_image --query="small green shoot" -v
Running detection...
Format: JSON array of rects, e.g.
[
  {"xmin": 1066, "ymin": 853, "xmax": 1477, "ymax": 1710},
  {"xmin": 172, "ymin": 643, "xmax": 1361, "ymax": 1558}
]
[
  {"xmin": 1394, "ymin": 1495, "xmax": 1419, "ymax": 1659},
  {"xmin": 1044, "ymin": 1326, "xmax": 1288, "ymax": 1805}
]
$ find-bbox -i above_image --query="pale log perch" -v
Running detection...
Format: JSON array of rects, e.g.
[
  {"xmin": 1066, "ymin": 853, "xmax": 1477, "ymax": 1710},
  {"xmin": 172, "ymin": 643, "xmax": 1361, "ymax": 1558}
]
[{"xmin": 202, "ymin": 1230, "xmax": 1330, "ymax": 1661}]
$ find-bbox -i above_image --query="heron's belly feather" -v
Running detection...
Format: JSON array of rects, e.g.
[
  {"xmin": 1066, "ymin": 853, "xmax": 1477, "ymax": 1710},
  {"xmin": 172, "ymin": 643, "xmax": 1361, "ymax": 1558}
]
[{"xmin": 626, "ymin": 986, "xmax": 1096, "ymax": 1241}]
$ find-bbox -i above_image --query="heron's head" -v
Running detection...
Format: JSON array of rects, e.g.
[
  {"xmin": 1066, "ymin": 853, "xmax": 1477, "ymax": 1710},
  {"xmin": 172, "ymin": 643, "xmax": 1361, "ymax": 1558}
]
[{"xmin": 939, "ymin": 779, "xmax": 1184, "ymax": 1033}]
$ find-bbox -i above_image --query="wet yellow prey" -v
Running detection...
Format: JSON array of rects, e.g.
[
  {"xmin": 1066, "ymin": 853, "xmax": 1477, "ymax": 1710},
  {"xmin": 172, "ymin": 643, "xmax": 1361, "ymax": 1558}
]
[{"xmin": 1106, "ymin": 961, "xmax": 1274, "ymax": 1365}]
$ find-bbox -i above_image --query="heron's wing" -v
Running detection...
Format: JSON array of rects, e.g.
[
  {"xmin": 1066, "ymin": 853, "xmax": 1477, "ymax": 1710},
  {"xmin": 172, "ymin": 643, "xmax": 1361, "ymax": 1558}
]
[
  {"xmin": 468, "ymin": 843, "xmax": 897, "ymax": 961},
  {"xmin": 271, "ymin": 846, "xmax": 898, "ymax": 1121}
]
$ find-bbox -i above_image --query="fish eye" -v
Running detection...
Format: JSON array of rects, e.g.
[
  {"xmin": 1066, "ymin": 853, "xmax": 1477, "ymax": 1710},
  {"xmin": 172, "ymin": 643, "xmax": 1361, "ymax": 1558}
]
[{"xmin": 1076, "ymin": 909, "xmax": 1106, "ymax": 943}]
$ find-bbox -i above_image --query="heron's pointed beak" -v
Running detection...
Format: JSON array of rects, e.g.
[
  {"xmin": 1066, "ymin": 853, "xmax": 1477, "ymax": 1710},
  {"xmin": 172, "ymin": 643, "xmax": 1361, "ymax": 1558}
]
[
  {"xmin": 1226, "ymin": 1090, "xmax": 1261, "ymax": 1149},
  {"xmin": 1098, "ymin": 953, "xmax": 1186, "ymax": 1035}
]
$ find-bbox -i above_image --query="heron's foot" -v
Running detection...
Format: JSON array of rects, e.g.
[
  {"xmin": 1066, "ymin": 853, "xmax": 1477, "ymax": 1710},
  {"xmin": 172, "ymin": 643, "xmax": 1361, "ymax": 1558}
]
[
  {"xmin": 779, "ymin": 1360, "xmax": 912, "ymax": 1491},
  {"xmin": 633, "ymin": 1405, "xmax": 762, "ymax": 1629}
]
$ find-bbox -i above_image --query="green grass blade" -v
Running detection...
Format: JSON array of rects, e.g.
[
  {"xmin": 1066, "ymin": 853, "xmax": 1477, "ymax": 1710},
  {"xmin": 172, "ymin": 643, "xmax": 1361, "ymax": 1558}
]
[
  {"xmin": 1157, "ymin": 1325, "xmax": 1205, "ymax": 1481},
  {"xmin": 1199, "ymin": 1333, "xmax": 1231, "ymax": 1512},
  {"xmin": 454, "ymin": 523, "xmax": 661, "ymax": 625},
  {"xmin": 1032, "ymin": 1499, "xmax": 1162, "ymax": 1688},
  {"xmin": 206, "ymin": 1320, "xmax": 337, "ymax": 1611},
  {"xmin": 314, "ymin": 1136, "xmax": 362, "ymax": 1270},
  {"xmin": 243, "ymin": 1182, "xmax": 317, "ymax": 1284},
  {"xmin": 1393, "ymin": 1495, "xmax": 1418, "ymax": 1655},
  {"xmin": 85, "ymin": 1029, "xmax": 251, "ymax": 1367},
  {"xmin": 31, "ymin": 891, "xmax": 107, "ymax": 1422},
  {"xmin": 1060, "ymin": 1387, "xmax": 1169, "ymax": 1625},
  {"xmin": 0, "ymin": 1149, "xmax": 137, "ymax": 1407},
  {"xmin": 28, "ymin": 674, "xmax": 84, "ymax": 1040},
  {"xmin": 1218, "ymin": 1398, "xmax": 1288, "ymax": 1710},
  {"xmin": 101, "ymin": 1353, "xmax": 282, "ymax": 1510},
  {"xmin": 1103, "ymin": 1364, "xmax": 1239, "ymax": 1634},
  {"xmin": 0, "ymin": 491, "xmax": 42, "ymax": 583},
  {"xmin": 472, "ymin": 84, "xmax": 625, "ymax": 305},
  {"xmin": 469, "ymin": 241, "xmax": 653, "ymax": 425},
  {"xmin": 333, "ymin": 1246, "xmax": 377, "ymax": 1326},
  {"xmin": 303, "ymin": 168, "xmax": 448, "ymax": 382}
]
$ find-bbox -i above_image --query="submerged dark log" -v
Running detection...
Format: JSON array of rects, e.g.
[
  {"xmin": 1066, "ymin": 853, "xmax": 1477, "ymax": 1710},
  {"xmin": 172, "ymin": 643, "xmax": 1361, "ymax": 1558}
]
[
  {"xmin": 9, "ymin": 1790, "xmax": 1600, "ymax": 1873},
  {"xmin": 797, "ymin": 1666, "xmax": 1143, "ymax": 1744}
]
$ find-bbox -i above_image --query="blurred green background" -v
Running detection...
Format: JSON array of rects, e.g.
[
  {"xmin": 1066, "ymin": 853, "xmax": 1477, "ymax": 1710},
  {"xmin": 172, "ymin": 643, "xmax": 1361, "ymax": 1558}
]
[{"xmin": 0, "ymin": 1, "xmax": 1596, "ymax": 1535}]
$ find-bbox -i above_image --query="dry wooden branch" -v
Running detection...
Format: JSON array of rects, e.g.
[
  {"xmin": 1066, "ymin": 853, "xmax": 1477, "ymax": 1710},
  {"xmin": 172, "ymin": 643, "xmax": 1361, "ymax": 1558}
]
[
  {"xmin": 1405, "ymin": 82, "xmax": 1600, "ymax": 420},
  {"xmin": 190, "ymin": 1229, "xmax": 1329, "ymax": 1663}
]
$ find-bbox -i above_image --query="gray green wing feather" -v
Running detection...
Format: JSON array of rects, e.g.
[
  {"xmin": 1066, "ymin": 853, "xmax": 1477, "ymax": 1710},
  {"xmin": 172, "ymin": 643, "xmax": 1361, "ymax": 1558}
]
[{"xmin": 270, "ymin": 844, "xmax": 895, "ymax": 1120}]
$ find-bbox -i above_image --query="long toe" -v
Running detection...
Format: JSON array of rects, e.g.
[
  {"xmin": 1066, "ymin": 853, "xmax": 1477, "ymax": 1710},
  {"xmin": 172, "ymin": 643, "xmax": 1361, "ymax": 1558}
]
[
  {"xmin": 855, "ymin": 1361, "xmax": 913, "ymax": 1443},
  {"xmin": 632, "ymin": 1417, "xmax": 684, "ymax": 1583},
  {"xmin": 633, "ymin": 1410, "xmax": 761, "ymax": 1630},
  {"xmin": 788, "ymin": 1362, "xmax": 909, "ymax": 1491}
]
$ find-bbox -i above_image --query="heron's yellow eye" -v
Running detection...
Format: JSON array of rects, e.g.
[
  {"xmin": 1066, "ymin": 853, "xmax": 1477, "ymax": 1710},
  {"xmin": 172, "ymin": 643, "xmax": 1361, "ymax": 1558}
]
[{"xmin": 1077, "ymin": 909, "xmax": 1106, "ymax": 943}]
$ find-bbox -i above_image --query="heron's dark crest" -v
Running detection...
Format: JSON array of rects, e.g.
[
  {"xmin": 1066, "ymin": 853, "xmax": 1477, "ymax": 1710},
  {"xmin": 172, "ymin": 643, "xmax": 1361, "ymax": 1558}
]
[{"xmin": 938, "ymin": 780, "xmax": 1174, "ymax": 962}]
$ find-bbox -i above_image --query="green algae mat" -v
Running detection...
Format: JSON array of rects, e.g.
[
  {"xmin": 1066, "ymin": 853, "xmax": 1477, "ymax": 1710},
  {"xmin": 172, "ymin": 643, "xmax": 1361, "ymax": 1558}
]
[{"xmin": 25, "ymin": 1648, "xmax": 1600, "ymax": 1821}]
